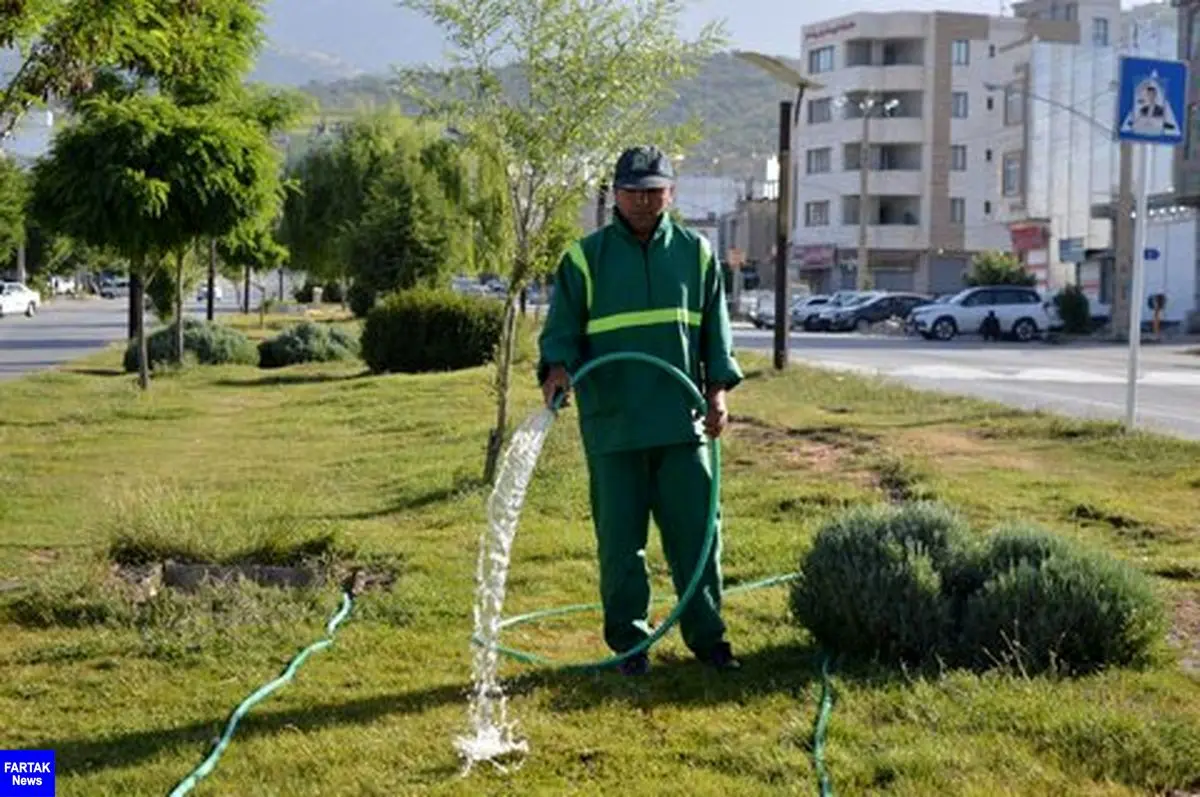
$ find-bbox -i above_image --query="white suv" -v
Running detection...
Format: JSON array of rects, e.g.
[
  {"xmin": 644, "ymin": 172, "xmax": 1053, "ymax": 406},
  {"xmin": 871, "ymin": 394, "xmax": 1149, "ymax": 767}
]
[
  {"xmin": 909, "ymin": 286, "xmax": 1058, "ymax": 342},
  {"xmin": 0, "ymin": 281, "xmax": 40, "ymax": 318}
]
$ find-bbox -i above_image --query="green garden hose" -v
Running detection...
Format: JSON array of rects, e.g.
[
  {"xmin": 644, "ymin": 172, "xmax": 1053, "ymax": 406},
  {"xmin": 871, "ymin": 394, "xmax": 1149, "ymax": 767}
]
[
  {"xmin": 472, "ymin": 350, "xmax": 836, "ymax": 795},
  {"xmin": 168, "ymin": 591, "xmax": 355, "ymax": 797}
]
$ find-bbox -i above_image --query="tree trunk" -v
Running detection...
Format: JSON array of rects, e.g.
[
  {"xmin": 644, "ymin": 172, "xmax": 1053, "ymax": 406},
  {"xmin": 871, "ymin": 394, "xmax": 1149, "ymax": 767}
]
[
  {"xmin": 173, "ymin": 249, "xmax": 185, "ymax": 364},
  {"xmin": 206, "ymin": 237, "xmax": 216, "ymax": 321},
  {"xmin": 243, "ymin": 265, "xmax": 251, "ymax": 314},
  {"xmin": 128, "ymin": 272, "xmax": 142, "ymax": 339},
  {"xmin": 134, "ymin": 258, "xmax": 149, "ymax": 391},
  {"xmin": 483, "ymin": 293, "xmax": 519, "ymax": 484},
  {"xmin": 519, "ymin": 287, "xmax": 527, "ymax": 317}
]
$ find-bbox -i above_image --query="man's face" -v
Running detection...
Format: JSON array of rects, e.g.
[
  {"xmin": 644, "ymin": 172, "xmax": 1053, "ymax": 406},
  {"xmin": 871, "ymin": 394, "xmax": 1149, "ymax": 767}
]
[{"xmin": 615, "ymin": 186, "xmax": 673, "ymax": 234}]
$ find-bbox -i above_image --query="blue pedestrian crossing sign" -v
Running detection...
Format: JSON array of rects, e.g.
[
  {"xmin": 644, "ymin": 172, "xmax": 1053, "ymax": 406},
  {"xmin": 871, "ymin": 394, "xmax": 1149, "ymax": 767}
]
[{"xmin": 1116, "ymin": 55, "xmax": 1188, "ymax": 146}]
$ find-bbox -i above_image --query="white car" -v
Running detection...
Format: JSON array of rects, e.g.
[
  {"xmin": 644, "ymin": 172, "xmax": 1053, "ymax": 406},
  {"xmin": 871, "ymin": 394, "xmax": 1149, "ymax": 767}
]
[
  {"xmin": 909, "ymin": 285, "xmax": 1057, "ymax": 342},
  {"xmin": 196, "ymin": 284, "xmax": 224, "ymax": 302},
  {"xmin": 99, "ymin": 278, "xmax": 130, "ymax": 299},
  {"xmin": 790, "ymin": 295, "xmax": 830, "ymax": 329},
  {"xmin": 0, "ymin": 281, "xmax": 41, "ymax": 318}
]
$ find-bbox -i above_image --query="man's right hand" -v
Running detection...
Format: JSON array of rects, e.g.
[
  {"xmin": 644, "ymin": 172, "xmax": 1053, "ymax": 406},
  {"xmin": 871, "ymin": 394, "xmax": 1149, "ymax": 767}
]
[{"xmin": 542, "ymin": 365, "xmax": 572, "ymax": 408}]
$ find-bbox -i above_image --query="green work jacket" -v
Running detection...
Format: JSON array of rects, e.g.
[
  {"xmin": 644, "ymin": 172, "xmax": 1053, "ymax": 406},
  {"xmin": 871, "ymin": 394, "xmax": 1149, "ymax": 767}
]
[{"xmin": 537, "ymin": 211, "xmax": 744, "ymax": 457}]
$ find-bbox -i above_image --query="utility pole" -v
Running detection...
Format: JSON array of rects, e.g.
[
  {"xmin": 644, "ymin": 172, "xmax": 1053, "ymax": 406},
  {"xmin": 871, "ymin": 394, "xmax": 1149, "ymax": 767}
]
[
  {"xmin": 730, "ymin": 50, "xmax": 820, "ymax": 371},
  {"xmin": 857, "ymin": 99, "xmax": 872, "ymax": 291},
  {"xmin": 773, "ymin": 99, "xmax": 793, "ymax": 371},
  {"xmin": 1111, "ymin": 142, "xmax": 1135, "ymax": 340}
]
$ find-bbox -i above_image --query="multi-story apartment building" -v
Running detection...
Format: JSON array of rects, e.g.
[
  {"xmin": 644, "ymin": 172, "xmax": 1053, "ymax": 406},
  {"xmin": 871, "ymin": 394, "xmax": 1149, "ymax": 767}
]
[
  {"xmin": 1020, "ymin": 0, "xmax": 1197, "ymax": 323},
  {"xmin": 791, "ymin": 8, "xmax": 1081, "ymax": 293},
  {"xmin": 1175, "ymin": 0, "xmax": 1200, "ymax": 199}
]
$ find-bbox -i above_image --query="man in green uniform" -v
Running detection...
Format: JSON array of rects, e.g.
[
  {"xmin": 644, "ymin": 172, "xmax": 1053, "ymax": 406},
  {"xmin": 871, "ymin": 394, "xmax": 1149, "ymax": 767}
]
[{"xmin": 537, "ymin": 144, "xmax": 744, "ymax": 676}]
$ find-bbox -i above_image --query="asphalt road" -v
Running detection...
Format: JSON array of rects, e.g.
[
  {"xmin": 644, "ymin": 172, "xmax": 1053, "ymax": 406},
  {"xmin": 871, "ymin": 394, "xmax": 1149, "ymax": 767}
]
[
  {"xmin": 0, "ymin": 296, "xmax": 242, "ymax": 380},
  {"xmin": 5, "ymin": 302, "xmax": 1199, "ymax": 441},
  {"xmin": 733, "ymin": 327, "xmax": 1200, "ymax": 441}
]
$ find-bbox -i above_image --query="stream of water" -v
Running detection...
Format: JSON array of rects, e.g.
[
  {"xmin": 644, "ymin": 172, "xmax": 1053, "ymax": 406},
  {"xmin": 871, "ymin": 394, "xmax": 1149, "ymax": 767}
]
[{"xmin": 454, "ymin": 407, "xmax": 556, "ymax": 775}]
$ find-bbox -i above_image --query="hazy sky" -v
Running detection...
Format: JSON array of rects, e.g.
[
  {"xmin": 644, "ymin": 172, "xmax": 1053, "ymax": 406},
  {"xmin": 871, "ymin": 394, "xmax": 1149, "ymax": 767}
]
[{"xmin": 263, "ymin": 0, "xmax": 1044, "ymax": 73}]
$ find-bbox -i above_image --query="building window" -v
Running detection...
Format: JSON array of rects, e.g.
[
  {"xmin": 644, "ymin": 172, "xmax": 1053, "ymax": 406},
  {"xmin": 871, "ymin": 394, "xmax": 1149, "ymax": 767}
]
[
  {"xmin": 951, "ymin": 40, "xmax": 969, "ymax": 65},
  {"xmin": 1002, "ymin": 152, "xmax": 1022, "ymax": 196},
  {"xmin": 806, "ymin": 147, "xmax": 831, "ymax": 174},
  {"xmin": 1064, "ymin": 2, "xmax": 1077, "ymax": 20},
  {"xmin": 951, "ymin": 145, "xmax": 967, "ymax": 171},
  {"xmin": 1004, "ymin": 86, "xmax": 1024, "ymax": 125},
  {"xmin": 984, "ymin": 200, "xmax": 992, "ymax": 215},
  {"xmin": 950, "ymin": 198, "xmax": 965, "ymax": 224},
  {"xmin": 808, "ymin": 98, "xmax": 833, "ymax": 124},
  {"xmin": 808, "ymin": 46, "xmax": 835, "ymax": 74},
  {"xmin": 805, "ymin": 201, "xmax": 830, "ymax": 227},
  {"xmin": 1092, "ymin": 18, "xmax": 1108, "ymax": 47},
  {"xmin": 951, "ymin": 92, "xmax": 969, "ymax": 119},
  {"xmin": 842, "ymin": 196, "xmax": 860, "ymax": 225}
]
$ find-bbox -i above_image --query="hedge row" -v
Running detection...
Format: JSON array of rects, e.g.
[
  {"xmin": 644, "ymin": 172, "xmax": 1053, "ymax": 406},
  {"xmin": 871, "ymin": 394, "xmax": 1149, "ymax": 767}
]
[{"xmin": 124, "ymin": 288, "xmax": 512, "ymax": 375}]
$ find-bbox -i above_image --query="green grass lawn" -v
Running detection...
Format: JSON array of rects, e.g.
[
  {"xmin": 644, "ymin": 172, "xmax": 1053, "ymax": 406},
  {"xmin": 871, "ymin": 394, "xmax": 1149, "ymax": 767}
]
[{"xmin": 1, "ymin": 333, "xmax": 1198, "ymax": 796}]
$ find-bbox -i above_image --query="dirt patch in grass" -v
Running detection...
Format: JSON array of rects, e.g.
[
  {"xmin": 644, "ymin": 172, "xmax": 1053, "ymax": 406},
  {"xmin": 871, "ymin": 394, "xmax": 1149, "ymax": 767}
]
[
  {"xmin": 727, "ymin": 414, "xmax": 876, "ymax": 474},
  {"xmin": 110, "ymin": 557, "xmax": 399, "ymax": 600},
  {"xmin": 1169, "ymin": 592, "xmax": 1200, "ymax": 675},
  {"xmin": 899, "ymin": 428, "xmax": 1042, "ymax": 472}
]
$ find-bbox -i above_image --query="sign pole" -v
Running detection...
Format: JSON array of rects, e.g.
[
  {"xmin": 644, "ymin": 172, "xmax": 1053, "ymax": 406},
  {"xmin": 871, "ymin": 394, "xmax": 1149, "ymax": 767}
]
[
  {"xmin": 1124, "ymin": 142, "xmax": 1150, "ymax": 430},
  {"xmin": 1113, "ymin": 53, "xmax": 1187, "ymax": 432}
]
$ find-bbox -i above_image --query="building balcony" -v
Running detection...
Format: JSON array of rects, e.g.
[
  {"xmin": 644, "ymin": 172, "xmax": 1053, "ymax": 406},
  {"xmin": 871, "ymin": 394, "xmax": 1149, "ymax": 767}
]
[
  {"xmin": 863, "ymin": 169, "xmax": 926, "ymax": 196},
  {"xmin": 861, "ymin": 224, "xmax": 927, "ymax": 250},
  {"xmin": 838, "ymin": 64, "xmax": 927, "ymax": 93}
]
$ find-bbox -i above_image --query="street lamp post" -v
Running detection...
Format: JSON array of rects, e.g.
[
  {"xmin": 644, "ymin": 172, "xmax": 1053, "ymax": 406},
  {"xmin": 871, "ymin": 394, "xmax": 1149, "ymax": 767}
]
[{"xmin": 733, "ymin": 51, "xmax": 821, "ymax": 371}]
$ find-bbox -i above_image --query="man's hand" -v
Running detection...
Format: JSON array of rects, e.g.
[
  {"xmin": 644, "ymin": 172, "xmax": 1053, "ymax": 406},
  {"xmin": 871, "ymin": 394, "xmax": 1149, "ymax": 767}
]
[
  {"xmin": 704, "ymin": 385, "xmax": 728, "ymax": 438},
  {"xmin": 542, "ymin": 364, "xmax": 572, "ymax": 409}
]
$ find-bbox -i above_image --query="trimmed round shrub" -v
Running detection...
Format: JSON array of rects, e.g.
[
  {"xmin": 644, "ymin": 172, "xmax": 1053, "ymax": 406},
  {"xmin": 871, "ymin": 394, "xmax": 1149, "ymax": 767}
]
[
  {"xmin": 258, "ymin": 321, "xmax": 360, "ymax": 369},
  {"xmin": 123, "ymin": 319, "xmax": 258, "ymax": 372},
  {"xmin": 360, "ymin": 288, "xmax": 504, "ymax": 374},
  {"xmin": 958, "ymin": 524, "xmax": 1166, "ymax": 674},
  {"xmin": 790, "ymin": 509, "xmax": 1167, "ymax": 676},
  {"xmin": 347, "ymin": 281, "xmax": 376, "ymax": 318},
  {"xmin": 790, "ymin": 502, "xmax": 973, "ymax": 665},
  {"xmin": 322, "ymin": 281, "xmax": 345, "ymax": 304}
]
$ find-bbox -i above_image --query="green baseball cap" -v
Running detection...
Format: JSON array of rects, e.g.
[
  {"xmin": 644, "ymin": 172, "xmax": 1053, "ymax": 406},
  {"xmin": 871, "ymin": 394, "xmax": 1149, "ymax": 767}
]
[{"xmin": 613, "ymin": 145, "xmax": 675, "ymax": 190}]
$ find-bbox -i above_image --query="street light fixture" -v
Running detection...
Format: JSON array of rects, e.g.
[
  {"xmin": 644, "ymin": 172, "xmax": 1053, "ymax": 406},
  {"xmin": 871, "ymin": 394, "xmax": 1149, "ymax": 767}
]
[{"xmin": 733, "ymin": 51, "xmax": 822, "ymax": 371}]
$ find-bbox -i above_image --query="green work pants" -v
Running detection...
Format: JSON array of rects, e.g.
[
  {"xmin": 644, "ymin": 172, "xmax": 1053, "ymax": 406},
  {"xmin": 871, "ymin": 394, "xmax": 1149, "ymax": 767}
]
[{"xmin": 586, "ymin": 442, "xmax": 726, "ymax": 656}]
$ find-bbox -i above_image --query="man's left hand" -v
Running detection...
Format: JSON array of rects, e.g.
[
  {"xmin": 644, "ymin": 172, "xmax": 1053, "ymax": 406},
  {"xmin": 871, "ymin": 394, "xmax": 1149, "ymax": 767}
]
[{"xmin": 704, "ymin": 386, "xmax": 728, "ymax": 438}]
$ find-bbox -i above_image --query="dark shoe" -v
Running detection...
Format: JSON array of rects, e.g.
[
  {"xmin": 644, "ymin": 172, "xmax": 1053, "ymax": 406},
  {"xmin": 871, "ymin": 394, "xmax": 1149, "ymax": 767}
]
[
  {"xmin": 616, "ymin": 652, "xmax": 650, "ymax": 676},
  {"xmin": 697, "ymin": 641, "xmax": 741, "ymax": 671}
]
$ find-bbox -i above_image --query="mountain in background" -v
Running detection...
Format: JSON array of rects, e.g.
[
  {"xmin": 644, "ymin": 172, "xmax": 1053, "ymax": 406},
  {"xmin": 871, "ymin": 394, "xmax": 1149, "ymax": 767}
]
[{"xmin": 277, "ymin": 52, "xmax": 795, "ymax": 174}]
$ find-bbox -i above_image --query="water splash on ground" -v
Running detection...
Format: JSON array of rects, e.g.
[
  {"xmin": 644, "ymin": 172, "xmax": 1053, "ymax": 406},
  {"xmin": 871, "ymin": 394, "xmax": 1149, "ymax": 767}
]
[{"xmin": 455, "ymin": 408, "xmax": 556, "ymax": 775}]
